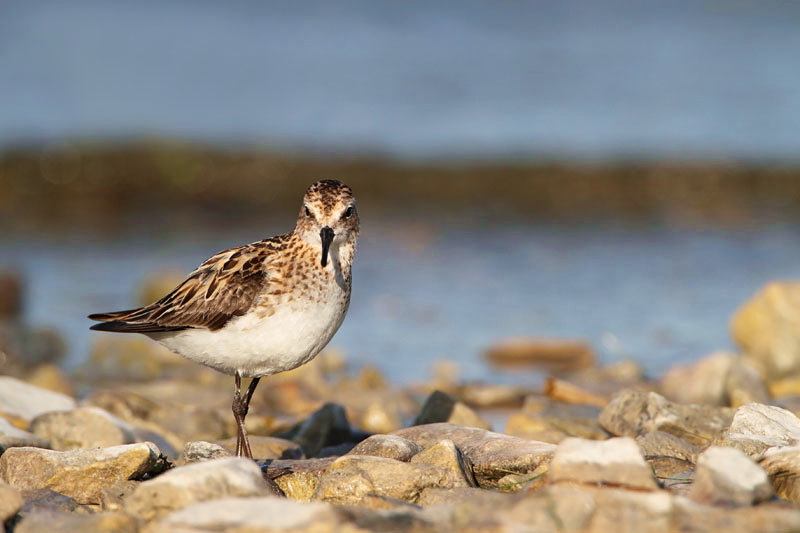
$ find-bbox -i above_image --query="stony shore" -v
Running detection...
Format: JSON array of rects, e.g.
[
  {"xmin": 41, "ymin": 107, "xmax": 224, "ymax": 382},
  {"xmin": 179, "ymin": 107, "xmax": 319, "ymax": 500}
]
[{"xmin": 4, "ymin": 280, "xmax": 800, "ymax": 532}]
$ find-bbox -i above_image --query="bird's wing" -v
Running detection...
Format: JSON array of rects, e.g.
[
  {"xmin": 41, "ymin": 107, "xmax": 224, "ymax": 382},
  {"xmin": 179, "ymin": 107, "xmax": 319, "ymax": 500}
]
[{"xmin": 89, "ymin": 242, "xmax": 271, "ymax": 333}]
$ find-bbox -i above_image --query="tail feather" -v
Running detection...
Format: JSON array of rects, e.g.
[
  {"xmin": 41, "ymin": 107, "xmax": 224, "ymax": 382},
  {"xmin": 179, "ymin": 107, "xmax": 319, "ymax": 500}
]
[{"xmin": 89, "ymin": 308, "xmax": 189, "ymax": 334}]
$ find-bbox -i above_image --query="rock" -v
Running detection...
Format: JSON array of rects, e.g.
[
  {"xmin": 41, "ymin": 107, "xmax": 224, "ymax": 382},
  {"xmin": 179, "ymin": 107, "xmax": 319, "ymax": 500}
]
[
  {"xmin": 0, "ymin": 376, "xmax": 75, "ymax": 424},
  {"xmin": 125, "ymin": 457, "xmax": 271, "ymax": 520},
  {"xmin": 313, "ymin": 454, "xmax": 469, "ymax": 505},
  {"xmin": 278, "ymin": 402, "xmax": 353, "ymax": 458},
  {"xmin": 586, "ymin": 487, "xmax": 674, "ymax": 533},
  {"xmin": 394, "ymin": 423, "xmax": 556, "ymax": 488},
  {"xmin": 416, "ymin": 486, "xmax": 492, "ymax": 506},
  {"xmin": 726, "ymin": 359, "xmax": 771, "ymax": 407},
  {"xmin": 543, "ymin": 378, "xmax": 608, "ymax": 408},
  {"xmin": 14, "ymin": 510, "xmax": 139, "ymax": 533},
  {"xmin": 484, "ymin": 337, "xmax": 595, "ymax": 372},
  {"xmin": 358, "ymin": 401, "xmax": 402, "ymax": 434},
  {"xmin": 598, "ymin": 389, "xmax": 735, "ymax": 445},
  {"xmin": 660, "ymin": 351, "xmax": 734, "ymax": 406},
  {"xmin": 25, "ymin": 364, "xmax": 74, "ymax": 397},
  {"xmin": 549, "ymin": 437, "xmax": 658, "ymax": 490},
  {"xmin": 636, "ymin": 431, "xmax": 697, "ymax": 478},
  {"xmin": 348, "ymin": 434, "xmax": 423, "ymax": 461},
  {"xmin": 732, "ymin": 281, "xmax": 800, "ymax": 380},
  {"xmin": 0, "ymin": 442, "xmax": 162, "ymax": 504},
  {"xmin": 719, "ymin": 402, "xmax": 800, "ymax": 456},
  {"xmin": 18, "ymin": 488, "xmax": 86, "ymax": 515},
  {"xmin": 689, "ymin": 446, "xmax": 772, "ymax": 506},
  {"xmin": 98, "ymin": 480, "xmax": 139, "ymax": 511},
  {"xmin": 675, "ymin": 498, "xmax": 800, "ymax": 533},
  {"xmin": 506, "ymin": 397, "xmax": 606, "ymax": 444},
  {"xmin": 413, "ymin": 390, "xmax": 492, "ymax": 430},
  {"xmin": 82, "ymin": 336, "xmax": 192, "ymax": 382},
  {"xmin": 456, "ymin": 383, "xmax": 529, "ymax": 409},
  {"xmin": 181, "ymin": 440, "xmax": 231, "ymax": 463},
  {"xmin": 214, "ymin": 435, "xmax": 303, "ymax": 460},
  {"xmin": 759, "ymin": 446, "xmax": 800, "ymax": 503},
  {"xmin": 505, "ymin": 412, "xmax": 570, "ymax": 443},
  {"xmin": 29, "ymin": 406, "xmax": 171, "ymax": 453},
  {"xmin": 409, "ymin": 439, "xmax": 476, "ymax": 487},
  {"xmin": 0, "ymin": 417, "xmax": 48, "ymax": 452},
  {"xmin": 268, "ymin": 457, "xmax": 334, "ymax": 502},
  {"xmin": 148, "ymin": 497, "xmax": 338, "ymax": 533},
  {"xmin": 0, "ymin": 481, "xmax": 23, "ymax": 523}
]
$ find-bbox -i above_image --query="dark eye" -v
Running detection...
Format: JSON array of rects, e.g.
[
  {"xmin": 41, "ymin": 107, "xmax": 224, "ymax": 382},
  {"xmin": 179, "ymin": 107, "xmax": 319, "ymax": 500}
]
[
  {"xmin": 305, "ymin": 207, "xmax": 312, "ymax": 217},
  {"xmin": 342, "ymin": 206, "xmax": 353, "ymax": 219}
]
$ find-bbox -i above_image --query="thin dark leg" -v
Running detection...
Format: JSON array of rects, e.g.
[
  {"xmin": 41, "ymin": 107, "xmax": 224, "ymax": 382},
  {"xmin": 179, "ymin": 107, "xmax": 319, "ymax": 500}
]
[{"xmin": 232, "ymin": 372, "xmax": 248, "ymax": 458}]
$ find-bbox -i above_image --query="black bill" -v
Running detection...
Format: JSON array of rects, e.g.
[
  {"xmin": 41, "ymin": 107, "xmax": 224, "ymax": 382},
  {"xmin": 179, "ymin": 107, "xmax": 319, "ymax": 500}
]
[{"xmin": 320, "ymin": 226, "xmax": 334, "ymax": 266}]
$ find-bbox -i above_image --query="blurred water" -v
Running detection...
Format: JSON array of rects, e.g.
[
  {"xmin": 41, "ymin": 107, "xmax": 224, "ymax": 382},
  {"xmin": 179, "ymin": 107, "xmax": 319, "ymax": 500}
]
[
  {"xmin": 3, "ymin": 223, "xmax": 800, "ymax": 384},
  {"xmin": 1, "ymin": 1, "xmax": 799, "ymax": 158}
]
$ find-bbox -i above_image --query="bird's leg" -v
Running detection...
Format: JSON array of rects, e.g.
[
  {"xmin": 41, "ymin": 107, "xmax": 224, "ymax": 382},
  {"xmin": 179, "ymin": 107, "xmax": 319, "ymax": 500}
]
[
  {"xmin": 232, "ymin": 372, "xmax": 248, "ymax": 458},
  {"xmin": 238, "ymin": 377, "xmax": 260, "ymax": 460}
]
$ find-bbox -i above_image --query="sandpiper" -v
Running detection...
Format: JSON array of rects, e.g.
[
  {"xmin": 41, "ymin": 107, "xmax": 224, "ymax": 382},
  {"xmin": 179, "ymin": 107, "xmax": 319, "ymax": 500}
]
[{"xmin": 89, "ymin": 179, "xmax": 358, "ymax": 467}]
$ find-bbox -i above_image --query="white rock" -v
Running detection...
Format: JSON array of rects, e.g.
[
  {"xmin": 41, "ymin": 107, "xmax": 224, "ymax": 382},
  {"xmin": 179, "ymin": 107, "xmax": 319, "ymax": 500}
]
[
  {"xmin": 550, "ymin": 437, "xmax": 658, "ymax": 490},
  {"xmin": 153, "ymin": 497, "xmax": 335, "ymax": 532},
  {"xmin": 689, "ymin": 446, "xmax": 772, "ymax": 506},
  {"xmin": 125, "ymin": 457, "xmax": 270, "ymax": 519},
  {"xmin": 722, "ymin": 402, "xmax": 800, "ymax": 456},
  {"xmin": 0, "ymin": 377, "xmax": 75, "ymax": 422},
  {"xmin": 0, "ymin": 417, "xmax": 48, "ymax": 452}
]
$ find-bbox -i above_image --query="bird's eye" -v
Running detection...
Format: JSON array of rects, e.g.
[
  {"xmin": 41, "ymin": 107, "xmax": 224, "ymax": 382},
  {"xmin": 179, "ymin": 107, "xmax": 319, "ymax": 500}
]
[
  {"xmin": 305, "ymin": 207, "xmax": 312, "ymax": 217},
  {"xmin": 342, "ymin": 206, "xmax": 353, "ymax": 219}
]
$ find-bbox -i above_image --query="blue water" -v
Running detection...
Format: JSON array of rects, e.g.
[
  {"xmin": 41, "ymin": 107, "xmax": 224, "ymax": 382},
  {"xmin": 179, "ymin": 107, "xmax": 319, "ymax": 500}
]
[
  {"xmin": 3, "ymin": 223, "xmax": 800, "ymax": 384},
  {"xmin": 1, "ymin": 1, "xmax": 800, "ymax": 158}
]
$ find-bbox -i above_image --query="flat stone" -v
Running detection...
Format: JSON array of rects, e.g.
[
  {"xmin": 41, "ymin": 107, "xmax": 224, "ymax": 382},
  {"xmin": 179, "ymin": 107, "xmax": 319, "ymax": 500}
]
[
  {"xmin": 719, "ymin": 402, "xmax": 800, "ymax": 456},
  {"xmin": 414, "ymin": 390, "xmax": 492, "ymax": 430},
  {"xmin": 599, "ymin": 389, "xmax": 735, "ymax": 445},
  {"xmin": 759, "ymin": 446, "xmax": 800, "ymax": 503},
  {"xmin": 394, "ymin": 423, "xmax": 556, "ymax": 488},
  {"xmin": 347, "ymin": 434, "xmax": 423, "ymax": 461},
  {"xmin": 688, "ymin": 446, "xmax": 772, "ymax": 506},
  {"xmin": 149, "ymin": 496, "xmax": 339, "ymax": 533},
  {"xmin": 550, "ymin": 437, "xmax": 658, "ymax": 490},
  {"xmin": 214, "ymin": 435, "xmax": 304, "ymax": 460},
  {"xmin": 18, "ymin": 488, "xmax": 87, "ymax": 516},
  {"xmin": 29, "ymin": 407, "xmax": 140, "ymax": 450},
  {"xmin": 0, "ymin": 442, "xmax": 161, "ymax": 504},
  {"xmin": 125, "ymin": 456, "xmax": 271, "ymax": 520},
  {"xmin": 409, "ymin": 439, "xmax": 476, "ymax": 487},
  {"xmin": 0, "ymin": 481, "xmax": 23, "ymax": 523},
  {"xmin": 484, "ymin": 337, "xmax": 595, "ymax": 371},
  {"xmin": 14, "ymin": 510, "xmax": 139, "ymax": 533},
  {"xmin": 0, "ymin": 417, "xmax": 48, "ymax": 453},
  {"xmin": 181, "ymin": 440, "xmax": 231, "ymax": 463},
  {"xmin": 675, "ymin": 497, "xmax": 800, "ymax": 533},
  {"xmin": 636, "ymin": 431, "xmax": 698, "ymax": 478},
  {"xmin": 313, "ymin": 454, "xmax": 469, "ymax": 505},
  {"xmin": 0, "ymin": 377, "xmax": 75, "ymax": 424}
]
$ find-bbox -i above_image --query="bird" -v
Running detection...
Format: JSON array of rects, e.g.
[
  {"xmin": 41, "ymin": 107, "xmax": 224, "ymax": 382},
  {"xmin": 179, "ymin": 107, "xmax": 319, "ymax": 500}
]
[{"xmin": 88, "ymin": 179, "xmax": 359, "ymax": 470}]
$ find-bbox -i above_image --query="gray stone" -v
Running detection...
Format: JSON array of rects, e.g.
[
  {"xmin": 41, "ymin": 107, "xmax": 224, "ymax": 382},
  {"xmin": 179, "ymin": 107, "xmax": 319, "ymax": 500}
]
[
  {"xmin": 660, "ymin": 352, "xmax": 733, "ymax": 406},
  {"xmin": 0, "ymin": 377, "xmax": 75, "ymax": 423},
  {"xmin": 414, "ymin": 390, "xmax": 492, "ymax": 430},
  {"xmin": 125, "ymin": 456, "xmax": 271, "ymax": 520},
  {"xmin": 688, "ymin": 446, "xmax": 772, "ymax": 506},
  {"xmin": 0, "ymin": 417, "xmax": 48, "ymax": 453},
  {"xmin": 313, "ymin": 454, "xmax": 470, "ymax": 505},
  {"xmin": 550, "ymin": 437, "xmax": 658, "ymax": 490},
  {"xmin": 719, "ymin": 402, "xmax": 800, "ymax": 456},
  {"xmin": 599, "ymin": 389, "xmax": 735, "ymax": 445},
  {"xmin": 636, "ymin": 431, "xmax": 698, "ymax": 478},
  {"xmin": 394, "ymin": 423, "xmax": 556, "ymax": 488},
  {"xmin": 0, "ymin": 442, "xmax": 161, "ymax": 504},
  {"xmin": 18, "ymin": 488, "xmax": 85, "ymax": 515},
  {"xmin": 347, "ymin": 434, "xmax": 423, "ymax": 461},
  {"xmin": 181, "ymin": 440, "xmax": 231, "ymax": 463},
  {"xmin": 279, "ymin": 402, "xmax": 352, "ymax": 458}
]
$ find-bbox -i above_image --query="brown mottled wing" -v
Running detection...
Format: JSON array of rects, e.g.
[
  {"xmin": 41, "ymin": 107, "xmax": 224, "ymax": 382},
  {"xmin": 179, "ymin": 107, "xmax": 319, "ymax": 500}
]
[{"xmin": 89, "ymin": 244, "xmax": 268, "ymax": 332}]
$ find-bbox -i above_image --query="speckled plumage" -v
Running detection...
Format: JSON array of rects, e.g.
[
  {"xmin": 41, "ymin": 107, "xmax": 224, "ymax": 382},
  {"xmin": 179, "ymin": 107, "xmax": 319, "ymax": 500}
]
[{"xmin": 89, "ymin": 179, "xmax": 359, "ymax": 378}]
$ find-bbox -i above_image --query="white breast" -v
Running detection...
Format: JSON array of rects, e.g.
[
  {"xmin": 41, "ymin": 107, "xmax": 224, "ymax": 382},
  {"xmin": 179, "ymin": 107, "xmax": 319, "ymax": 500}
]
[{"xmin": 150, "ymin": 279, "xmax": 349, "ymax": 378}]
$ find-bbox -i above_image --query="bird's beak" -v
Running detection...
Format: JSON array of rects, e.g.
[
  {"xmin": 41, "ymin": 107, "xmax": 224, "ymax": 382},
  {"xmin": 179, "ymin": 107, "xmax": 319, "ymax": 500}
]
[{"xmin": 320, "ymin": 226, "xmax": 334, "ymax": 267}]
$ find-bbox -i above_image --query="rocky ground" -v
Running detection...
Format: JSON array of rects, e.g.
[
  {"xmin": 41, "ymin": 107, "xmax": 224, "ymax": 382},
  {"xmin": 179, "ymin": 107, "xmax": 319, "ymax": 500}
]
[{"xmin": 4, "ymin": 279, "xmax": 800, "ymax": 532}]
